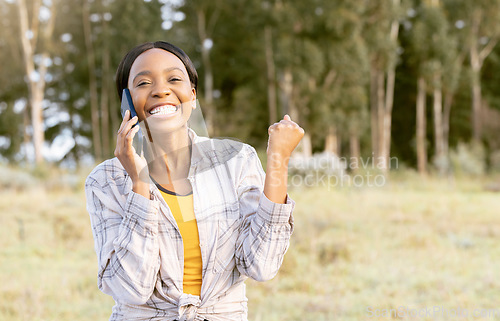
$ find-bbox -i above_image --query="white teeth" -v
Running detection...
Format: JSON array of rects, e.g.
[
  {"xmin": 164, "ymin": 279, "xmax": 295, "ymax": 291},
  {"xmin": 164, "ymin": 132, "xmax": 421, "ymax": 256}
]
[{"xmin": 150, "ymin": 105, "xmax": 178, "ymax": 115}]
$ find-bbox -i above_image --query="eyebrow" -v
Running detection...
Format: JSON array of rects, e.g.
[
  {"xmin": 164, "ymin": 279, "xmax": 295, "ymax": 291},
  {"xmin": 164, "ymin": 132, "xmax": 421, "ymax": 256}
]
[{"xmin": 132, "ymin": 67, "xmax": 186, "ymax": 83}]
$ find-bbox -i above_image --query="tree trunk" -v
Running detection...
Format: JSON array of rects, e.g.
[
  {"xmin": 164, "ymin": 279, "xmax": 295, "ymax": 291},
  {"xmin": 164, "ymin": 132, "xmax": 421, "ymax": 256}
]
[
  {"xmin": 197, "ymin": 9, "xmax": 215, "ymax": 136},
  {"xmin": 110, "ymin": 95, "xmax": 119, "ymax": 147},
  {"xmin": 100, "ymin": 43, "xmax": 110, "ymax": 158},
  {"xmin": 349, "ymin": 130, "xmax": 360, "ymax": 171},
  {"xmin": 443, "ymin": 90, "xmax": 453, "ymax": 156},
  {"xmin": 369, "ymin": 63, "xmax": 379, "ymax": 160},
  {"xmin": 301, "ymin": 132, "xmax": 312, "ymax": 158},
  {"xmin": 433, "ymin": 78, "xmax": 443, "ymax": 157},
  {"xmin": 433, "ymin": 77, "xmax": 446, "ymax": 173},
  {"xmin": 470, "ymin": 60, "xmax": 482, "ymax": 142},
  {"xmin": 100, "ymin": 9, "xmax": 111, "ymax": 158},
  {"xmin": 416, "ymin": 76, "xmax": 427, "ymax": 175},
  {"xmin": 83, "ymin": 0, "xmax": 102, "ymax": 161},
  {"xmin": 23, "ymin": 105, "xmax": 30, "ymax": 158},
  {"xmin": 265, "ymin": 26, "xmax": 277, "ymax": 125},
  {"xmin": 281, "ymin": 68, "xmax": 298, "ymax": 120},
  {"xmin": 17, "ymin": 0, "xmax": 56, "ymax": 164},
  {"xmin": 325, "ymin": 126, "xmax": 339, "ymax": 155},
  {"xmin": 376, "ymin": 71, "xmax": 386, "ymax": 170},
  {"xmin": 68, "ymin": 100, "xmax": 80, "ymax": 167},
  {"xmin": 382, "ymin": 66, "xmax": 396, "ymax": 166},
  {"xmin": 381, "ymin": 7, "xmax": 399, "ymax": 172},
  {"xmin": 30, "ymin": 88, "xmax": 44, "ymax": 164},
  {"xmin": 468, "ymin": 9, "xmax": 500, "ymax": 143},
  {"xmin": 469, "ymin": 15, "xmax": 482, "ymax": 142}
]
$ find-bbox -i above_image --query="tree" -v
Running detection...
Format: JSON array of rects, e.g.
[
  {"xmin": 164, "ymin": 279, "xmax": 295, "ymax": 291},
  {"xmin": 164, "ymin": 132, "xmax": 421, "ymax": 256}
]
[
  {"xmin": 82, "ymin": 0, "xmax": 102, "ymax": 160},
  {"xmin": 81, "ymin": 0, "xmax": 165, "ymax": 161},
  {"xmin": 363, "ymin": 0, "xmax": 404, "ymax": 172},
  {"xmin": 409, "ymin": 0, "xmax": 466, "ymax": 175},
  {"xmin": 421, "ymin": 2, "xmax": 458, "ymax": 173},
  {"xmin": 0, "ymin": 1, "xmax": 26, "ymax": 161},
  {"xmin": 467, "ymin": 1, "xmax": 500, "ymax": 142},
  {"xmin": 310, "ymin": 0, "xmax": 369, "ymax": 162},
  {"xmin": 175, "ymin": 0, "xmax": 225, "ymax": 136},
  {"xmin": 16, "ymin": 0, "xmax": 57, "ymax": 164},
  {"xmin": 444, "ymin": 0, "xmax": 500, "ymax": 142}
]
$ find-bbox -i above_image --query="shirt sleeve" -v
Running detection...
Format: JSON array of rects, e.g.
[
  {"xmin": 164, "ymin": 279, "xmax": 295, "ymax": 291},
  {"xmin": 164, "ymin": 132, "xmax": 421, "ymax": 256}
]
[
  {"xmin": 85, "ymin": 161, "xmax": 161, "ymax": 305},
  {"xmin": 234, "ymin": 146, "xmax": 295, "ymax": 282}
]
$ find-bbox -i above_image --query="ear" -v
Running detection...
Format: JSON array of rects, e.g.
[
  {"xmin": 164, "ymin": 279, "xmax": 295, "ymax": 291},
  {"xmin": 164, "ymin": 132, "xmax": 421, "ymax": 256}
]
[{"xmin": 191, "ymin": 88, "xmax": 197, "ymax": 109}]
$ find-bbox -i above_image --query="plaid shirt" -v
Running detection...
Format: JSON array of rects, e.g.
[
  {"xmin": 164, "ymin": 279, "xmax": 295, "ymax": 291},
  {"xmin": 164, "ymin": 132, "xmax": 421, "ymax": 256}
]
[{"xmin": 85, "ymin": 130, "xmax": 295, "ymax": 321}]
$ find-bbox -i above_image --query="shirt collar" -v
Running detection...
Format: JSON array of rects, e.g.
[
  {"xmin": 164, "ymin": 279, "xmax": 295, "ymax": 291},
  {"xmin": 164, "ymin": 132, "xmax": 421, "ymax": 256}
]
[{"xmin": 188, "ymin": 127, "xmax": 209, "ymax": 168}]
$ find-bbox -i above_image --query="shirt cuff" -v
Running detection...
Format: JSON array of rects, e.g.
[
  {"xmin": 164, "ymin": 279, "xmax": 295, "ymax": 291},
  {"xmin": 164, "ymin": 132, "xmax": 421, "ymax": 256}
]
[
  {"xmin": 124, "ymin": 190, "xmax": 159, "ymax": 222},
  {"xmin": 256, "ymin": 192, "xmax": 295, "ymax": 225}
]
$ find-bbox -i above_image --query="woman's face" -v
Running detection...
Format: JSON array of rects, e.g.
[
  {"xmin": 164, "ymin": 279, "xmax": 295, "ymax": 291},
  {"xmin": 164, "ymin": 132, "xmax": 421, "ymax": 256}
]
[{"xmin": 127, "ymin": 48, "xmax": 196, "ymax": 133}]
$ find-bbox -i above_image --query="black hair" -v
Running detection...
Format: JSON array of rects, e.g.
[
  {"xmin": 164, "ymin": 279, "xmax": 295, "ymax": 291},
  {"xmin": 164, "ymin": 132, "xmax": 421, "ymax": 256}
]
[{"xmin": 115, "ymin": 41, "xmax": 198, "ymax": 101}]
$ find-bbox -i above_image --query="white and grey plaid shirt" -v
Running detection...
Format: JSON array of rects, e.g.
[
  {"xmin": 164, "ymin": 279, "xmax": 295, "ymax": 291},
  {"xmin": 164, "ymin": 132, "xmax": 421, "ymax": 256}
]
[{"xmin": 85, "ymin": 130, "xmax": 295, "ymax": 321}]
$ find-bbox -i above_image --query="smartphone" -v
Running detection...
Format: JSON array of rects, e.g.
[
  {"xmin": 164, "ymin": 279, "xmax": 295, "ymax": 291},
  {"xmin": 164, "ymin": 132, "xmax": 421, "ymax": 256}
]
[
  {"xmin": 120, "ymin": 88, "xmax": 143, "ymax": 154},
  {"xmin": 121, "ymin": 88, "xmax": 138, "ymax": 127}
]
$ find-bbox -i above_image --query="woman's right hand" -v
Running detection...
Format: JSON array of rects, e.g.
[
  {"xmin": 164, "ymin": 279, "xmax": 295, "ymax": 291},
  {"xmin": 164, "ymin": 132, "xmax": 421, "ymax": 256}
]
[{"xmin": 114, "ymin": 110, "xmax": 150, "ymax": 198}]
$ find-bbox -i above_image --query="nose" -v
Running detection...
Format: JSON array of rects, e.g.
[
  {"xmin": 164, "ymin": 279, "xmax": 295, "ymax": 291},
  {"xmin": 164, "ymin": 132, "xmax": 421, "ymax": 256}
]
[{"xmin": 151, "ymin": 83, "xmax": 171, "ymax": 97}]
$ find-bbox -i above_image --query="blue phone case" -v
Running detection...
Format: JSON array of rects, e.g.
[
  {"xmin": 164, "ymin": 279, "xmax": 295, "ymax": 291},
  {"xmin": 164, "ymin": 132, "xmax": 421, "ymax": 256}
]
[
  {"xmin": 120, "ymin": 89, "xmax": 142, "ymax": 154},
  {"xmin": 121, "ymin": 89, "xmax": 138, "ymax": 127}
]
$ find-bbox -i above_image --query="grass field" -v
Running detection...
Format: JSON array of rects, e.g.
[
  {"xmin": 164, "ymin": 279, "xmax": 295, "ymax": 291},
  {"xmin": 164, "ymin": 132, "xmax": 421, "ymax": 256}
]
[{"xmin": 1, "ymin": 167, "xmax": 499, "ymax": 321}]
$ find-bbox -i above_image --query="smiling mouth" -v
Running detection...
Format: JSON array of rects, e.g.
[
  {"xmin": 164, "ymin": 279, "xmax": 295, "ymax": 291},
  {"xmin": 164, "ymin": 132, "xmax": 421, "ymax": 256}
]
[{"xmin": 149, "ymin": 104, "xmax": 179, "ymax": 116}]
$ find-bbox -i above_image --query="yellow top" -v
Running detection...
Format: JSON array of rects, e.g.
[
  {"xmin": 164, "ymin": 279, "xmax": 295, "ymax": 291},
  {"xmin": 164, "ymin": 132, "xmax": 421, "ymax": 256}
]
[{"xmin": 160, "ymin": 189, "xmax": 202, "ymax": 296}]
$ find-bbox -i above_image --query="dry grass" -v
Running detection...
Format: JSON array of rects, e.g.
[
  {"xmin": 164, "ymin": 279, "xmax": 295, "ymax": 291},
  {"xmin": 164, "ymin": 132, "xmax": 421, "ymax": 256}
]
[
  {"xmin": 0, "ymin": 187, "xmax": 114, "ymax": 321},
  {"xmin": 247, "ymin": 173, "xmax": 500, "ymax": 321},
  {"xmin": 1, "ymin": 168, "xmax": 499, "ymax": 320}
]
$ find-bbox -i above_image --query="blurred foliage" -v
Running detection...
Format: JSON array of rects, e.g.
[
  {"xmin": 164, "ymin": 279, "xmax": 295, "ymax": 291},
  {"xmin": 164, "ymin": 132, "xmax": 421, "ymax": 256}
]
[{"xmin": 0, "ymin": 0, "xmax": 500, "ymax": 172}]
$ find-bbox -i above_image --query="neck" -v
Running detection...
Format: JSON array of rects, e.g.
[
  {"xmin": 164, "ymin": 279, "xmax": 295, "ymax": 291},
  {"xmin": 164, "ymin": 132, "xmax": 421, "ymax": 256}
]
[{"xmin": 147, "ymin": 126, "xmax": 192, "ymax": 185}]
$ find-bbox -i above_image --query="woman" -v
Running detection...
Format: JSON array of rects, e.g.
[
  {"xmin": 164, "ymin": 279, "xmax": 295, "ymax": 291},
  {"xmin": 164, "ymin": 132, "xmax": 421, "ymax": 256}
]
[{"xmin": 85, "ymin": 41, "xmax": 304, "ymax": 321}]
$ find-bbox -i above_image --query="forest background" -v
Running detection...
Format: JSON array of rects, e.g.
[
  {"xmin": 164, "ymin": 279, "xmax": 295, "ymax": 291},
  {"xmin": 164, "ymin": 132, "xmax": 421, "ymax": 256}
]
[
  {"xmin": 1, "ymin": 0, "xmax": 500, "ymax": 320},
  {"xmin": 1, "ymin": 0, "xmax": 500, "ymax": 173}
]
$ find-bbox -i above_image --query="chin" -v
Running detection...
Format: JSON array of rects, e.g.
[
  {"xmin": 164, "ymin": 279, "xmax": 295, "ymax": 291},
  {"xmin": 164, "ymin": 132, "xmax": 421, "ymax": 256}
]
[{"xmin": 143, "ymin": 117, "xmax": 188, "ymax": 137}]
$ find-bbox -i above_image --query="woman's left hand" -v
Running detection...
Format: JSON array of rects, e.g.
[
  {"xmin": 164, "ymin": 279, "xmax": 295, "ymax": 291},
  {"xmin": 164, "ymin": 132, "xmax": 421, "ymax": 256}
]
[{"xmin": 267, "ymin": 115, "xmax": 305, "ymax": 160}]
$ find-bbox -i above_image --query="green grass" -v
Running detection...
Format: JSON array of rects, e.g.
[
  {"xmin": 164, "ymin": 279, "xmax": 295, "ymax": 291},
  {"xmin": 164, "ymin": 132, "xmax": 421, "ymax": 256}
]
[{"xmin": 1, "ymin": 170, "xmax": 500, "ymax": 320}]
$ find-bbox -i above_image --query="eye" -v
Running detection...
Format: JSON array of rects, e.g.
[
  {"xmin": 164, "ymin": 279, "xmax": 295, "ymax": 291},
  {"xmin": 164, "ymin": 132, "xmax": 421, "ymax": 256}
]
[
  {"xmin": 137, "ymin": 81, "xmax": 150, "ymax": 87},
  {"xmin": 169, "ymin": 76, "xmax": 182, "ymax": 82}
]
